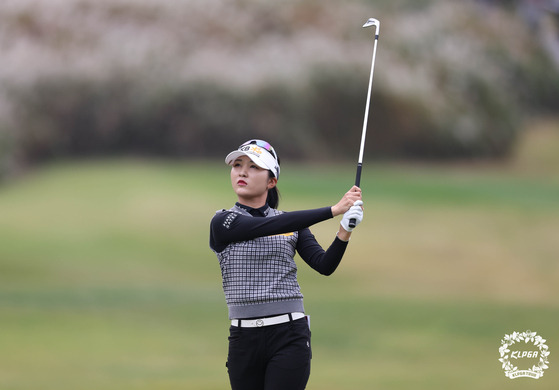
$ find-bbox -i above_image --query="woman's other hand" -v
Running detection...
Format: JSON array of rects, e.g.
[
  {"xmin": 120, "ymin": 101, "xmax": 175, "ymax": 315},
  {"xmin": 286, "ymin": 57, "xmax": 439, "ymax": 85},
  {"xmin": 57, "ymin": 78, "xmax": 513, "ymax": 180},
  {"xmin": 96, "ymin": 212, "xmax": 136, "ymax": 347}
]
[{"xmin": 331, "ymin": 186, "xmax": 362, "ymax": 217}]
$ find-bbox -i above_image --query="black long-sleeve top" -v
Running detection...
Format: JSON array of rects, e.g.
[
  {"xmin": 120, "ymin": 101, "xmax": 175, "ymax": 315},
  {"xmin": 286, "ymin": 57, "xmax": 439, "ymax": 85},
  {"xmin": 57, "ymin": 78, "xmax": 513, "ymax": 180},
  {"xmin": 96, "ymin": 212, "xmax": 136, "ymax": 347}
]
[{"xmin": 210, "ymin": 203, "xmax": 348, "ymax": 276}]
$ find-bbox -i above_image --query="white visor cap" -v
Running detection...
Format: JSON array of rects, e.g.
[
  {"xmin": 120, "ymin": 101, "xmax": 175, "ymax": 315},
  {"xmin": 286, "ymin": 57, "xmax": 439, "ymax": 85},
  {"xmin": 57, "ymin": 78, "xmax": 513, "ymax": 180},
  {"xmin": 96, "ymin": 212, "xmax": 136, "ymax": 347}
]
[{"xmin": 225, "ymin": 140, "xmax": 280, "ymax": 178}]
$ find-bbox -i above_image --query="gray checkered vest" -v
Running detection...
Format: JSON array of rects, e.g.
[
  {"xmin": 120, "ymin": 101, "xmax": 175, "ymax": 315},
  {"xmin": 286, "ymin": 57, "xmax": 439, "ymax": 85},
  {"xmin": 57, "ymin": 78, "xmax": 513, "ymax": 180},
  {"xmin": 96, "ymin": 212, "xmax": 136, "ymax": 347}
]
[{"xmin": 214, "ymin": 205, "xmax": 305, "ymax": 319}]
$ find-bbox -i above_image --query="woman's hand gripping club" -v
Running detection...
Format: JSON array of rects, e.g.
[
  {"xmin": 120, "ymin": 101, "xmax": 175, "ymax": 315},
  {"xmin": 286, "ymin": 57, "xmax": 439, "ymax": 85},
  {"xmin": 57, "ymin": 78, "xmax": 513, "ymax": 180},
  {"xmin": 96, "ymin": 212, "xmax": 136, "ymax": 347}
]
[{"xmin": 331, "ymin": 186, "xmax": 364, "ymax": 239}]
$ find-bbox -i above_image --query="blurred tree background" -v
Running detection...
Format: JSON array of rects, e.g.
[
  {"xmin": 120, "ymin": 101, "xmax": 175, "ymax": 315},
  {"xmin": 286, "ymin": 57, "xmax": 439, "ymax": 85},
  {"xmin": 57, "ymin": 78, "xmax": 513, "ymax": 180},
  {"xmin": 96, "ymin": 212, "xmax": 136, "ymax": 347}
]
[
  {"xmin": 1, "ymin": 2, "xmax": 559, "ymax": 389},
  {"xmin": 0, "ymin": 0, "xmax": 558, "ymax": 177}
]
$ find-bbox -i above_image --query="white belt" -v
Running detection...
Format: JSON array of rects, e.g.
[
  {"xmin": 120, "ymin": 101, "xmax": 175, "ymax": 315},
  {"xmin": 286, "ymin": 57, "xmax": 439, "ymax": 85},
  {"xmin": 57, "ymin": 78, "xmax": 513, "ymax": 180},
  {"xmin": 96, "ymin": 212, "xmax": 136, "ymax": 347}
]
[{"xmin": 231, "ymin": 312, "xmax": 305, "ymax": 328}]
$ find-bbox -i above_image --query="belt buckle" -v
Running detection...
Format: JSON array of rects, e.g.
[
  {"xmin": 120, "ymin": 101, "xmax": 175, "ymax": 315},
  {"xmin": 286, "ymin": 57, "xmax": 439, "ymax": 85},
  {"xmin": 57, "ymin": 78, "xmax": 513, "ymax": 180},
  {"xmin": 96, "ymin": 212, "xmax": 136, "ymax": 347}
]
[{"xmin": 255, "ymin": 319, "xmax": 264, "ymax": 327}]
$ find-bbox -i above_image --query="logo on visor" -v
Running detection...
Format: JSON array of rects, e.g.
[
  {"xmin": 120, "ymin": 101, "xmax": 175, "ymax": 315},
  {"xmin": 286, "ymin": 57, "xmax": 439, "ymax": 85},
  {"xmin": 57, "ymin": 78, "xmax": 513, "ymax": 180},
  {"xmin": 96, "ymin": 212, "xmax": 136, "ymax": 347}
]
[{"xmin": 240, "ymin": 145, "xmax": 263, "ymax": 155}]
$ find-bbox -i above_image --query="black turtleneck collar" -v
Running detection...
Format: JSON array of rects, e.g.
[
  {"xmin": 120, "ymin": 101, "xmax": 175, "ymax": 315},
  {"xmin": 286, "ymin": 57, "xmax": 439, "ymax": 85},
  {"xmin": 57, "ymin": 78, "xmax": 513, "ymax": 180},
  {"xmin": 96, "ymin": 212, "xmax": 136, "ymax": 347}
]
[{"xmin": 235, "ymin": 202, "xmax": 270, "ymax": 217}]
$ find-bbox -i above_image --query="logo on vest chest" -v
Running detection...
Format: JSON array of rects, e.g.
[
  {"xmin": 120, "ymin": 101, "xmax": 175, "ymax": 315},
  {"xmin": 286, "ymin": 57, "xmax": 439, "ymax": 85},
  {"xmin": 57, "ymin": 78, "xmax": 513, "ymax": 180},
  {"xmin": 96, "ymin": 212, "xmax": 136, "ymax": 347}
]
[{"xmin": 272, "ymin": 232, "xmax": 294, "ymax": 237}]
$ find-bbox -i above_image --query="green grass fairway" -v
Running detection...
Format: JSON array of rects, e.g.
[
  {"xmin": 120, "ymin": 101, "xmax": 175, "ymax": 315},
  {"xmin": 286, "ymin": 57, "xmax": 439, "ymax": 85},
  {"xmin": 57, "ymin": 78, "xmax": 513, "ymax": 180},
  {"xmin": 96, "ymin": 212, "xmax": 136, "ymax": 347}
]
[{"xmin": 0, "ymin": 158, "xmax": 558, "ymax": 389}]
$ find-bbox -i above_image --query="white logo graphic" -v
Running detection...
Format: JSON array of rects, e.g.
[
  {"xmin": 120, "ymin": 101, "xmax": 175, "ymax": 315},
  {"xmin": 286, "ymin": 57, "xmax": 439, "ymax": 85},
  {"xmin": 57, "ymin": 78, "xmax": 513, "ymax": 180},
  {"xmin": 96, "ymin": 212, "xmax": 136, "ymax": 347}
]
[{"xmin": 499, "ymin": 330, "xmax": 550, "ymax": 379}]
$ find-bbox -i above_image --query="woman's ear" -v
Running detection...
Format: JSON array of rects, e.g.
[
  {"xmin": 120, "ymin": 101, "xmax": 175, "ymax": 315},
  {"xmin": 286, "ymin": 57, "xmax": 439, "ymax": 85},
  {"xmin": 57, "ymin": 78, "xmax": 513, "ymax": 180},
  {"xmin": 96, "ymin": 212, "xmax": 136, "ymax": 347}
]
[{"xmin": 268, "ymin": 177, "xmax": 278, "ymax": 189}]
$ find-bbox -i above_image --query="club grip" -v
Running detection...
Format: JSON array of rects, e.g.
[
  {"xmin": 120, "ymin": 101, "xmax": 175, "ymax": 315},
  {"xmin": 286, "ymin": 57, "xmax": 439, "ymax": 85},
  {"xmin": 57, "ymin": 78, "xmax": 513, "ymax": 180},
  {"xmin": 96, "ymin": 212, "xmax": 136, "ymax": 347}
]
[{"xmin": 348, "ymin": 163, "xmax": 363, "ymax": 229}]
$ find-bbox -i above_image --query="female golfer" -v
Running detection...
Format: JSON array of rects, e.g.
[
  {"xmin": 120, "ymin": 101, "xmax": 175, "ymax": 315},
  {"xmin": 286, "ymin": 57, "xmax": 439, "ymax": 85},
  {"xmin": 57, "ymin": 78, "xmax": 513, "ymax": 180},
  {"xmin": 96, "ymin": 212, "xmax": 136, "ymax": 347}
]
[{"xmin": 209, "ymin": 139, "xmax": 364, "ymax": 390}]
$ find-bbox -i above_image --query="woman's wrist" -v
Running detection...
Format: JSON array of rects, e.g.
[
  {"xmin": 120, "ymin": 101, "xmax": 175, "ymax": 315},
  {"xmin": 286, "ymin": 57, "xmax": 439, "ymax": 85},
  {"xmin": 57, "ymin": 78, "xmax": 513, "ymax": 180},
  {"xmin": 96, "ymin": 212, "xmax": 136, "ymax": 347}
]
[
  {"xmin": 336, "ymin": 226, "xmax": 351, "ymax": 242},
  {"xmin": 331, "ymin": 205, "xmax": 338, "ymax": 217}
]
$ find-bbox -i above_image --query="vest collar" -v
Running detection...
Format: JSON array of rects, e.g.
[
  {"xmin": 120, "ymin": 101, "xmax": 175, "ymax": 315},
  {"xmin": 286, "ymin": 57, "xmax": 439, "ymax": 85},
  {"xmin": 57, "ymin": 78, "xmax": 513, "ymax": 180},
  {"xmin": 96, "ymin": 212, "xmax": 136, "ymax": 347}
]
[{"xmin": 234, "ymin": 202, "xmax": 270, "ymax": 217}]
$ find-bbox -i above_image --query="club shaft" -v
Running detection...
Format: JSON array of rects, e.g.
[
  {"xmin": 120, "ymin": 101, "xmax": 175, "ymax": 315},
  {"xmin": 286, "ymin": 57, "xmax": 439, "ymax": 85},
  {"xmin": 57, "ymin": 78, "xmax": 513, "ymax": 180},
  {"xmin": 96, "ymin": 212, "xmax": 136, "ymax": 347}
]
[
  {"xmin": 355, "ymin": 32, "xmax": 379, "ymax": 178},
  {"xmin": 349, "ymin": 24, "xmax": 379, "ymax": 229}
]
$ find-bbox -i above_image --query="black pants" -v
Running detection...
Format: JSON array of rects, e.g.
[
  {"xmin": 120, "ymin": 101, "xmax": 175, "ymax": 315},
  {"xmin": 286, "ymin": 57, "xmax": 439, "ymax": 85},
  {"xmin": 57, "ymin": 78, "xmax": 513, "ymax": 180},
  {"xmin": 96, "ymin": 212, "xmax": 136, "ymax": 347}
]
[{"xmin": 226, "ymin": 317, "xmax": 312, "ymax": 390}]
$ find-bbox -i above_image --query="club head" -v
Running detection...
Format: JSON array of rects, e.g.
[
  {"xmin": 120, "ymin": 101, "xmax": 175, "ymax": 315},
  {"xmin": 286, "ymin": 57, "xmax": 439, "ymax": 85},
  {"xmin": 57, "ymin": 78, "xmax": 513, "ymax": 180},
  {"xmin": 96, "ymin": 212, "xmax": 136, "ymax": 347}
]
[{"xmin": 363, "ymin": 18, "xmax": 379, "ymax": 28}]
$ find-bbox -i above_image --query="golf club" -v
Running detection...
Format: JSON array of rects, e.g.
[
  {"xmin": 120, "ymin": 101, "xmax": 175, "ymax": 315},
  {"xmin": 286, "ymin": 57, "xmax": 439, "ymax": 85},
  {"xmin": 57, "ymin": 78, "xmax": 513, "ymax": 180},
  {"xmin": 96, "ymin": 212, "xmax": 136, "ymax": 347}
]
[{"xmin": 349, "ymin": 17, "xmax": 380, "ymax": 229}]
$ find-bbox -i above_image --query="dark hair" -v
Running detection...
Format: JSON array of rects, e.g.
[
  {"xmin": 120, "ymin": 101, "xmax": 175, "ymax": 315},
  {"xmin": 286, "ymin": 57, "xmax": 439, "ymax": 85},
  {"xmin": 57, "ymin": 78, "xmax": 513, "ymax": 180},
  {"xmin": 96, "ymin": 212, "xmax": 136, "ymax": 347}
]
[
  {"xmin": 266, "ymin": 156, "xmax": 281, "ymax": 209},
  {"xmin": 266, "ymin": 173, "xmax": 280, "ymax": 209}
]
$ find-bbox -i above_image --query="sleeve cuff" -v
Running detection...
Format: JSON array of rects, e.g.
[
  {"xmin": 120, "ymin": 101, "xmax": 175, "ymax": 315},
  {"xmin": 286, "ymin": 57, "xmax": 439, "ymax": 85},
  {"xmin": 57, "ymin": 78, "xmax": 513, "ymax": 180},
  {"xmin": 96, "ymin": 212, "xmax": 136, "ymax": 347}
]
[{"xmin": 335, "ymin": 232, "xmax": 350, "ymax": 243}]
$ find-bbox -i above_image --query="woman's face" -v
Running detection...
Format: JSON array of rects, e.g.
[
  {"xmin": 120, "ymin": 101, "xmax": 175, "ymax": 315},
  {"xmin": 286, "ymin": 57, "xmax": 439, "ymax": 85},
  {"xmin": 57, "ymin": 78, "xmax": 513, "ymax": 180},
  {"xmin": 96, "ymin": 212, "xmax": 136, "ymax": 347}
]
[{"xmin": 230, "ymin": 156, "xmax": 276, "ymax": 205}]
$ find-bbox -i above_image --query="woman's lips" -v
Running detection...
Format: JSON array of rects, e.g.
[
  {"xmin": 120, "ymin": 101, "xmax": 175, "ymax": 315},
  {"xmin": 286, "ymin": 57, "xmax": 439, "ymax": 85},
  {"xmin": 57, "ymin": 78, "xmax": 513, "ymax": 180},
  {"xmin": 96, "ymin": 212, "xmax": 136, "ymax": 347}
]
[{"xmin": 237, "ymin": 180, "xmax": 247, "ymax": 186}]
